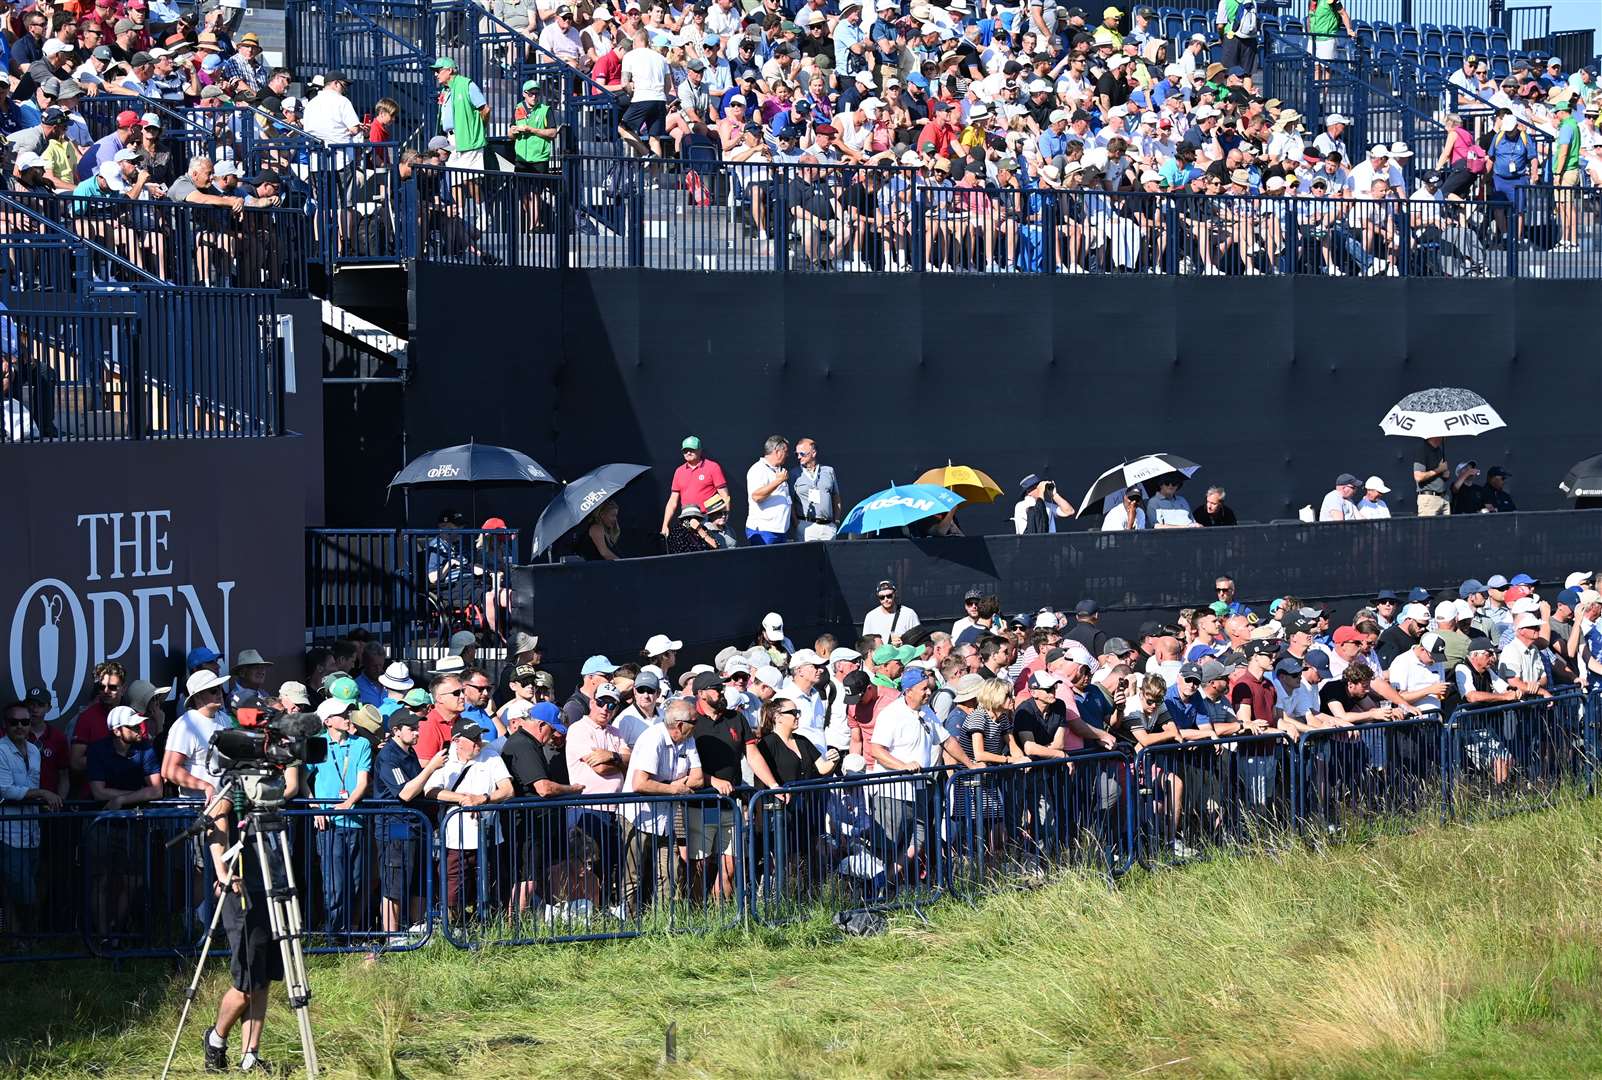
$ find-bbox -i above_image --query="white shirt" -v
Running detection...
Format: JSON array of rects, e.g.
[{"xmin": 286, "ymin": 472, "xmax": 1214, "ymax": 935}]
[
  {"xmin": 623, "ymin": 725, "xmax": 701, "ymax": 834},
  {"xmin": 869, "ymin": 698, "xmax": 939, "ymax": 798},
  {"xmin": 621, "ymin": 48, "xmax": 671, "ymax": 103},
  {"xmin": 166, "ymin": 708, "xmax": 226, "ymax": 795},
  {"xmin": 1101, "ymin": 506, "xmax": 1147, "ymax": 531},
  {"xmin": 862, "ymin": 603, "xmax": 919, "ymax": 640},
  {"xmin": 0, "ymin": 738, "xmax": 41, "ymax": 847},
  {"xmin": 1498, "ymin": 638, "xmax": 1546, "ymax": 688},
  {"xmin": 745, "ymin": 459, "xmax": 793, "ymax": 533},
  {"xmin": 613, "ymin": 704, "xmax": 660, "ymax": 747},
  {"xmin": 2, "ymin": 399, "xmax": 37, "ymax": 442},
  {"xmin": 1356, "ymin": 496, "xmax": 1391, "ymax": 519},
  {"xmin": 301, "ymin": 87, "xmax": 361, "ymax": 145},
  {"xmin": 1386, "ymin": 651, "xmax": 1445, "ymax": 712},
  {"xmin": 429, "ymin": 753, "xmax": 512, "ymax": 849}
]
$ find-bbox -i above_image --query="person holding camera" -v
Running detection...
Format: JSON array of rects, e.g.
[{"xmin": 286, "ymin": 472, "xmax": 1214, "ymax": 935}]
[
  {"xmin": 1012, "ymin": 473, "xmax": 1076, "ymax": 534},
  {"xmin": 199, "ymin": 785, "xmax": 287, "ymax": 1075}
]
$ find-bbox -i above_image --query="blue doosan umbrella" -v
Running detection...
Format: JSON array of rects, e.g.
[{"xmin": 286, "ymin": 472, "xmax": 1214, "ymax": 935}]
[
  {"xmin": 532, "ymin": 463, "xmax": 652, "ymax": 557},
  {"xmin": 837, "ymin": 483, "xmax": 966, "ymax": 536},
  {"xmin": 389, "ymin": 441, "xmax": 557, "ymax": 489}
]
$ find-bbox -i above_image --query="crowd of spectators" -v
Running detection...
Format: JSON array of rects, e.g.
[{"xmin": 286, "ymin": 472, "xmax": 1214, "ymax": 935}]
[{"xmin": 4, "ymin": 555, "xmax": 1600, "ymax": 937}]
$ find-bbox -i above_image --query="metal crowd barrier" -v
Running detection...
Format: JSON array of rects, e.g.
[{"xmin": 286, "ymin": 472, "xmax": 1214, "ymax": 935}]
[
  {"xmin": 1445, "ymin": 688, "xmax": 1590, "ymax": 819},
  {"xmin": 1293, "ymin": 715, "xmax": 1445, "ymax": 836},
  {"xmin": 1132, "ymin": 732, "xmax": 1295, "ymax": 870},
  {"xmin": 437, "ymin": 792, "xmax": 744, "ymax": 948},
  {"xmin": 944, "ymin": 752, "xmax": 1129, "ymax": 898},
  {"xmin": 745, "ymin": 768, "xmax": 952, "ymax": 927},
  {"xmin": 4, "ymin": 694, "xmax": 1600, "ymax": 961}
]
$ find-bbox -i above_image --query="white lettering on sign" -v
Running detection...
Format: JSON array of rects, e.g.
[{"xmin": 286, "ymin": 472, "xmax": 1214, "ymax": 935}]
[
  {"xmin": 863, "ymin": 496, "xmax": 938, "ymax": 513},
  {"xmin": 9, "ymin": 510, "xmax": 234, "ymax": 721}
]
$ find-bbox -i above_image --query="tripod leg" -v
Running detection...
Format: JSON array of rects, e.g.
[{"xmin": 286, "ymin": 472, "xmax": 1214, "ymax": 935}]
[
  {"xmin": 160, "ymin": 839, "xmax": 237, "ymax": 1080},
  {"xmin": 256, "ymin": 824, "xmax": 320, "ymax": 1080}
]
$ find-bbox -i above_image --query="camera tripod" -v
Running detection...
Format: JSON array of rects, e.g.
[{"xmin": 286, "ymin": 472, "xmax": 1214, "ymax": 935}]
[{"xmin": 161, "ymin": 779, "xmax": 320, "ymax": 1079}]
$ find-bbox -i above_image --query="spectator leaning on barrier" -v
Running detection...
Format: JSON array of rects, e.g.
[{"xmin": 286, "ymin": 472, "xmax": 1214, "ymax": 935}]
[
  {"xmin": 372, "ymin": 707, "xmax": 445, "ymax": 936},
  {"xmin": 0, "ymin": 699, "xmax": 60, "ymax": 934},
  {"xmin": 621, "ymin": 697, "xmax": 702, "ymax": 916},
  {"xmin": 304, "ymin": 696, "xmax": 372, "ymax": 935},
  {"xmin": 427, "ymin": 719, "xmax": 513, "ymax": 916},
  {"xmin": 1320, "ymin": 472, "xmax": 1360, "ymax": 521}
]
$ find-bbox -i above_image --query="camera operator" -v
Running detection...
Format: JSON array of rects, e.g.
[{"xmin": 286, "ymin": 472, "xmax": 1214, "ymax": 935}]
[
  {"xmin": 199, "ymin": 783, "xmax": 289, "ymax": 1075},
  {"xmin": 1012, "ymin": 473, "xmax": 1077, "ymax": 534}
]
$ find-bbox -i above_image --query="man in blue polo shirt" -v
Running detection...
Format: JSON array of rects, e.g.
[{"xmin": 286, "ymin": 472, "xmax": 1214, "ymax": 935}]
[
  {"xmin": 1163, "ymin": 661, "xmax": 1214, "ymax": 734},
  {"xmin": 372, "ymin": 708, "xmax": 445, "ymax": 937},
  {"xmin": 305, "ymin": 697, "xmax": 372, "ymax": 937}
]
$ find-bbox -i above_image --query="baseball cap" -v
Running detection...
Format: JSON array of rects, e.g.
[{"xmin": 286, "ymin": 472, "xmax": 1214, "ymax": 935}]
[
  {"xmin": 107, "ymin": 705, "xmax": 144, "ymax": 731},
  {"xmin": 277, "ymin": 681, "xmax": 312, "ymax": 707},
  {"xmin": 1486, "ymin": 574, "xmax": 1509, "ymax": 589},
  {"xmin": 1508, "ymin": 573, "xmax": 1536, "ymax": 587},
  {"xmin": 402, "ymin": 688, "xmax": 433, "ymax": 708},
  {"xmin": 1564, "ymin": 571, "xmax": 1594, "ymax": 589},
  {"xmin": 1556, "ymin": 587, "xmax": 1582, "ymax": 610},
  {"xmin": 1375, "ymin": 589, "xmax": 1399, "ymax": 602},
  {"xmin": 187, "ymin": 645, "xmax": 222, "ymax": 669},
  {"xmin": 451, "ymin": 719, "xmax": 486, "ymax": 741},
  {"xmin": 1178, "ymin": 662, "xmax": 1203, "ymax": 683},
  {"xmin": 1335, "ymin": 472, "xmax": 1360, "ymax": 487},
  {"xmin": 1458, "ymin": 579, "xmax": 1488, "ymax": 598},
  {"xmin": 790, "ymin": 648, "xmax": 826, "ymax": 668},
  {"xmin": 1514, "ymin": 613, "xmax": 1542, "ymax": 630},
  {"xmin": 842, "ymin": 670, "xmax": 872, "ymax": 704},
  {"xmin": 1417, "ymin": 632, "xmax": 1447, "ymax": 658},
  {"xmin": 762, "ymin": 612, "xmax": 786, "ymax": 642},
  {"xmin": 594, "ymin": 681, "xmax": 622, "ymax": 703},
  {"xmin": 1503, "ymin": 585, "xmax": 1532, "ymax": 604},
  {"xmin": 1433, "ymin": 601, "xmax": 1458, "ymax": 623},
  {"xmin": 1104, "ymin": 637, "xmax": 1133, "ymax": 655},
  {"xmin": 580, "ymin": 655, "xmax": 616, "ymax": 676},
  {"xmin": 432, "ymin": 56, "xmax": 459, "ymax": 69},
  {"xmin": 1273, "ymin": 655, "xmax": 1304, "ymax": 676},
  {"xmin": 316, "ymin": 696, "xmax": 354, "ymax": 721},
  {"xmin": 1465, "ymin": 637, "xmax": 1498, "ymax": 656},
  {"xmin": 899, "ymin": 668, "xmax": 930, "ymax": 692},
  {"xmin": 1401, "ymin": 602, "xmax": 1431, "ymax": 624},
  {"xmin": 326, "ymin": 675, "xmax": 359, "ymax": 702},
  {"xmin": 1028, "ymin": 670, "xmax": 1061, "ymax": 690},
  {"xmin": 1332, "ymin": 626, "xmax": 1364, "ymax": 646},
  {"xmin": 643, "ymin": 633, "xmax": 683, "ymax": 656},
  {"xmin": 691, "ymin": 671, "xmax": 725, "ymax": 693},
  {"xmin": 1199, "ymin": 660, "xmax": 1229, "ymax": 682},
  {"xmin": 389, "ymin": 709, "xmax": 422, "ymax": 729},
  {"xmin": 529, "ymin": 701, "xmax": 566, "ymax": 733},
  {"xmin": 1075, "ymin": 599, "xmax": 1099, "ymax": 616}
]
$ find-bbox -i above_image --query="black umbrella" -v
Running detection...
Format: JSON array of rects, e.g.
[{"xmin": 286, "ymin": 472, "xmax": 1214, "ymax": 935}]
[
  {"xmin": 1077, "ymin": 453, "xmax": 1202, "ymax": 519},
  {"xmin": 389, "ymin": 441, "xmax": 557, "ymax": 521},
  {"xmin": 531, "ymin": 463, "xmax": 652, "ymax": 558},
  {"xmin": 1559, "ymin": 454, "xmax": 1602, "ymax": 500}
]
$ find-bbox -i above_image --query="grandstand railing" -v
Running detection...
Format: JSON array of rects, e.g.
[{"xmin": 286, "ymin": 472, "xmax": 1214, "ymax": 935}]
[
  {"xmin": 305, "ymin": 526, "xmax": 518, "ymax": 657},
  {"xmin": 0, "ymin": 689, "xmax": 1596, "ymax": 961}
]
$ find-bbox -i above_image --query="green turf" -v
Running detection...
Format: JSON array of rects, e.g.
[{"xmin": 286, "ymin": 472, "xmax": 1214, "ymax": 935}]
[{"xmin": 6, "ymin": 798, "xmax": 1602, "ymax": 1079}]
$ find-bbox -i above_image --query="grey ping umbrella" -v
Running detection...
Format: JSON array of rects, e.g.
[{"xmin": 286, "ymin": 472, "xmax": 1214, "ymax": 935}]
[
  {"xmin": 1379, "ymin": 388, "xmax": 1505, "ymax": 439},
  {"xmin": 1559, "ymin": 454, "xmax": 1602, "ymax": 500},
  {"xmin": 532, "ymin": 463, "xmax": 652, "ymax": 558},
  {"xmin": 1078, "ymin": 453, "xmax": 1201, "ymax": 519}
]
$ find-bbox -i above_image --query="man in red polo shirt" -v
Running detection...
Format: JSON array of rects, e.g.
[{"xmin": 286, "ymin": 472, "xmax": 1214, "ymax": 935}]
[
  {"xmin": 23, "ymin": 687, "xmax": 68, "ymax": 802},
  {"xmin": 415, "ymin": 674, "xmax": 465, "ymax": 762},
  {"xmin": 68, "ymin": 660, "xmax": 126, "ymax": 780},
  {"xmin": 659, "ymin": 435, "xmax": 729, "ymax": 539}
]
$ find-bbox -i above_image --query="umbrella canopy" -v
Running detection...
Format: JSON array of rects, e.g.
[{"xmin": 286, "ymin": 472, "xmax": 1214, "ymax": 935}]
[
  {"xmin": 389, "ymin": 442, "xmax": 557, "ymax": 489},
  {"xmin": 1379, "ymin": 389, "xmax": 1505, "ymax": 439},
  {"xmin": 838, "ymin": 483, "xmax": 965, "ymax": 536},
  {"xmin": 914, "ymin": 463, "xmax": 1004, "ymax": 504},
  {"xmin": 531, "ymin": 463, "xmax": 651, "ymax": 558},
  {"xmin": 1559, "ymin": 454, "xmax": 1602, "ymax": 500},
  {"xmin": 1078, "ymin": 453, "xmax": 1201, "ymax": 518}
]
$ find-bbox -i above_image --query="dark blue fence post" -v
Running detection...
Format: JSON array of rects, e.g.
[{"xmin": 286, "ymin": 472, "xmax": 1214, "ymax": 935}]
[
  {"xmin": 626, "ymin": 177, "xmax": 645, "ymax": 268},
  {"xmin": 555, "ymin": 161, "xmax": 572, "ymax": 270},
  {"xmin": 909, "ymin": 176, "xmax": 926, "ymax": 272},
  {"xmin": 1162, "ymin": 196, "xmax": 1180, "ymax": 275},
  {"xmin": 1041, "ymin": 195, "xmax": 1057, "ymax": 275},
  {"xmin": 1507, "ymin": 207, "xmax": 1519, "ymax": 278},
  {"xmin": 770, "ymin": 176, "xmax": 788, "ymax": 272}
]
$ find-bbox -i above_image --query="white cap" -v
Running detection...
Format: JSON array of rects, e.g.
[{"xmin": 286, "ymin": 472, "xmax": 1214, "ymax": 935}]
[
  {"xmin": 1418, "ymin": 632, "xmax": 1445, "ymax": 655},
  {"xmin": 1326, "ymin": 112, "xmax": 1350, "ymax": 125},
  {"xmin": 1140, "ymin": 169, "xmax": 1162, "ymax": 184},
  {"xmin": 762, "ymin": 613, "xmax": 785, "ymax": 641},
  {"xmin": 831, "ymin": 647, "xmax": 862, "ymax": 663},
  {"xmin": 1401, "ymin": 602, "xmax": 1431, "ymax": 624},
  {"xmin": 1433, "ymin": 601, "xmax": 1458, "ymax": 623},
  {"xmin": 1363, "ymin": 475, "xmax": 1390, "ymax": 493},
  {"xmin": 15, "ymin": 152, "xmax": 44, "ymax": 171},
  {"xmin": 107, "ymin": 705, "xmax": 143, "ymax": 731},
  {"xmin": 1564, "ymin": 571, "xmax": 1594, "ymax": 589},
  {"xmin": 860, "ymin": 96, "xmax": 884, "ymax": 114},
  {"xmin": 1032, "ymin": 612, "xmax": 1057, "ymax": 629},
  {"xmin": 1028, "ymin": 78, "xmax": 1051, "ymax": 92},
  {"xmin": 1193, "ymin": 105, "xmax": 1219, "ymax": 119},
  {"xmin": 1577, "ymin": 589, "xmax": 1602, "ymax": 608},
  {"xmin": 43, "ymin": 40, "xmax": 71, "ymax": 56},
  {"xmin": 1511, "ymin": 597, "xmax": 1541, "ymax": 614},
  {"xmin": 1049, "ymin": 108, "xmax": 1069, "ymax": 123},
  {"xmin": 1164, "ymin": 63, "xmax": 1183, "ymax": 77},
  {"xmin": 316, "ymin": 696, "xmax": 354, "ymax": 721},
  {"xmin": 899, "ymin": 149, "xmax": 922, "ymax": 165},
  {"xmin": 790, "ymin": 648, "xmax": 826, "ymax": 667},
  {"xmin": 213, "ymin": 159, "xmax": 240, "ymax": 178},
  {"xmin": 644, "ymin": 633, "xmax": 684, "ymax": 656},
  {"xmin": 1369, "ymin": 143, "xmax": 1390, "ymax": 157},
  {"xmin": 722, "ymin": 656, "xmax": 752, "ymax": 676},
  {"xmin": 1514, "ymin": 613, "xmax": 1542, "ymax": 630},
  {"xmin": 1453, "ymin": 599, "xmax": 1474, "ymax": 622},
  {"xmin": 1106, "ymin": 103, "xmax": 1128, "ymax": 117},
  {"xmin": 1107, "ymin": 55, "xmax": 1129, "ymax": 70},
  {"xmin": 753, "ymin": 665, "xmax": 784, "ymax": 690}
]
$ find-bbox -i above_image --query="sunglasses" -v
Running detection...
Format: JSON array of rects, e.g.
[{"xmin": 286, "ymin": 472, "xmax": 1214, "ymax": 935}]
[
  {"xmin": 636, "ymin": 686, "xmax": 659, "ymax": 695},
  {"xmin": 467, "ymin": 683, "xmax": 492, "ymax": 692},
  {"xmin": 878, "ymin": 593, "xmax": 895, "ymax": 601},
  {"xmin": 1181, "ymin": 677, "xmax": 1201, "ymax": 686},
  {"xmin": 4, "ymin": 716, "xmax": 28, "ymax": 726},
  {"xmin": 778, "ymin": 708, "xmax": 801, "ymax": 718},
  {"xmin": 100, "ymin": 682, "xmax": 123, "ymax": 693},
  {"xmin": 1216, "ymin": 586, "xmax": 1232, "ymax": 593},
  {"xmin": 439, "ymin": 688, "xmax": 465, "ymax": 697}
]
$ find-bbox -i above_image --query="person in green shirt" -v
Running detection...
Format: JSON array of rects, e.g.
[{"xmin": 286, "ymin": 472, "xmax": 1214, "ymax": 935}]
[
  {"xmin": 431, "ymin": 56, "xmax": 489, "ymax": 167},
  {"xmin": 510, "ymin": 79, "xmax": 561, "ymax": 229},
  {"xmin": 1550, "ymin": 97, "xmax": 1582, "ymax": 252},
  {"xmin": 1306, "ymin": 0, "xmax": 1353, "ymax": 81}
]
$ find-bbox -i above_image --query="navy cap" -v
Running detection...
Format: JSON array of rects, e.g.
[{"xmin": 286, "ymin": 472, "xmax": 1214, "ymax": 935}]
[
  {"xmin": 1375, "ymin": 589, "xmax": 1399, "ymax": 602},
  {"xmin": 1408, "ymin": 587, "xmax": 1431, "ymax": 603},
  {"xmin": 1137, "ymin": 621, "xmax": 1163, "ymax": 639},
  {"xmin": 1273, "ymin": 655, "xmax": 1304, "ymax": 676},
  {"xmin": 1178, "ymin": 662, "xmax": 1203, "ymax": 682},
  {"xmin": 1305, "ymin": 649, "xmax": 1332, "ymax": 676},
  {"xmin": 1018, "ymin": 472, "xmax": 1042, "ymax": 493},
  {"xmin": 1488, "ymin": 466, "xmax": 1510, "ymax": 479},
  {"xmin": 1075, "ymin": 599, "xmax": 1099, "ymax": 616},
  {"xmin": 1458, "ymin": 579, "xmax": 1488, "ymax": 599},
  {"xmin": 1336, "ymin": 472, "xmax": 1360, "ymax": 487},
  {"xmin": 1556, "ymin": 587, "xmax": 1582, "ymax": 609},
  {"xmin": 1009, "ymin": 612, "xmax": 1029, "ymax": 627},
  {"xmin": 1465, "ymin": 637, "xmax": 1498, "ymax": 655}
]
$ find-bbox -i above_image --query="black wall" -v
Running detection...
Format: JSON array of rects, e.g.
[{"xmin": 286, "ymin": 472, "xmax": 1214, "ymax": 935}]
[
  {"xmin": 3, "ymin": 435, "xmax": 316, "ymax": 721},
  {"xmin": 407, "ymin": 268, "xmax": 1602, "ymax": 548},
  {"xmin": 509, "ymin": 509, "xmax": 1602, "ymax": 689}
]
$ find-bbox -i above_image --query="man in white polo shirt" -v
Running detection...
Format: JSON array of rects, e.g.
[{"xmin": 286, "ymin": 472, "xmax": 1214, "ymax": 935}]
[
  {"xmin": 779, "ymin": 649, "xmax": 829, "ymax": 747},
  {"xmin": 744, "ymin": 435, "xmax": 794, "ymax": 544},
  {"xmin": 1386, "ymin": 632, "xmax": 1450, "ymax": 713},
  {"xmin": 621, "ymin": 698, "xmax": 702, "ymax": 915}
]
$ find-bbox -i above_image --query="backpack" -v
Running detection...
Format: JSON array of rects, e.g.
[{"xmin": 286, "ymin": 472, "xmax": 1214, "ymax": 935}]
[{"xmin": 1458, "ymin": 129, "xmax": 1490, "ymax": 174}]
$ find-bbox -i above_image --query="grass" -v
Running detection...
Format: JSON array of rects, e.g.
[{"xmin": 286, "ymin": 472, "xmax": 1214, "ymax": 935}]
[{"xmin": 7, "ymin": 798, "xmax": 1602, "ymax": 1079}]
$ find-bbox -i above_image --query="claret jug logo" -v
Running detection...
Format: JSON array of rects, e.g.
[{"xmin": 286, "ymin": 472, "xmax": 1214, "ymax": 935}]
[{"xmin": 9, "ymin": 511, "xmax": 235, "ymax": 721}]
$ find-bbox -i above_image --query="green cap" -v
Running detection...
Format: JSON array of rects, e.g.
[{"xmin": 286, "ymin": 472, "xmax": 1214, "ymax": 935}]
[
  {"xmin": 402, "ymin": 688, "xmax": 433, "ymax": 707},
  {"xmin": 432, "ymin": 56, "xmax": 458, "ymax": 69},
  {"xmin": 780, "ymin": 20, "xmax": 800, "ymax": 31},
  {"xmin": 681, "ymin": 435, "xmax": 701, "ymax": 450},
  {"xmin": 1209, "ymin": 600, "xmax": 1231, "ymax": 618},
  {"xmin": 521, "ymin": 78, "xmax": 539, "ymax": 93},
  {"xmin": 871, "ymin": 643, "xmax": 925, "ymax": 665},
  {"xmin": 328, "ymin": 675, "xmax": 359, "ymax": 702}
]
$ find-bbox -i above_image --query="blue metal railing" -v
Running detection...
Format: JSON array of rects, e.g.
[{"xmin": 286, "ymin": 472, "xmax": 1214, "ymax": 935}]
[{"xmin": 0, "ymin": 685, "xmax": 1595, "ymax": 961}]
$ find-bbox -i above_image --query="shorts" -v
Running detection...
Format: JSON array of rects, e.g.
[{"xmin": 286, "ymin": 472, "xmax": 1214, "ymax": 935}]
[
  {"xmin": 0, "ymin": 843, "xmax": 38, "ymax": 906},
  {"xmin": 447, "ymin": 147, "xmax": 485, "ymax": 171},
  {"xmin": 1556, "ymin": 169, "xmax": 1581, "ymax": 189},
  {"xmin": 513, "ymin": 159, "xmax": 557, "ymax": 174},
  {"xmin": 1309, "ymin": 35, "xmax": 1338, "ymax": 60},
  {"xmin": 621, "ymin": 99, "xmax": 668, "ymax": 139},
  {"xmin": 220, "ymin": 889, "xmax": 284, "ymax": 992},
  {"xmin": 1463, "ymin": 728, "xmax": 1510, "ymax": 771},
  {"xmin": 686, "ymin": 805, "xmax": 736, "ymax": 859},
  {"xmin": 378, "ymin": 836, "xmax": 418, "ymax": 903}
]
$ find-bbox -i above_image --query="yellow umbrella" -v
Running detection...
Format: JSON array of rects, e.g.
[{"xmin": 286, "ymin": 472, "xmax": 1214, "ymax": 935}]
[{"xmin": 915, "ymin": 462, "xmax": 1004, "ymax": 504}]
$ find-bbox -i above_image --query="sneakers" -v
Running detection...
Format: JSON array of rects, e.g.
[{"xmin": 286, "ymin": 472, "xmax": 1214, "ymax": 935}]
[
  {"xmin": 1552, "ymin": 241, "xmax": 1579, "ymax": 253},
  {"xmin": 1171, "ymin": 838, "xmax": 1200, "ymax": 859},
  {"xmin": 239, "ymin": 1050, "xmax": 273, "ymax": 1073},
  {"xmin": 202, "ymin": 1028, "xmax": 228, "ymax": 1074},
  {"xmin": 1325, "ymin": 264, "xmax": 1344, "ymax": 276}
]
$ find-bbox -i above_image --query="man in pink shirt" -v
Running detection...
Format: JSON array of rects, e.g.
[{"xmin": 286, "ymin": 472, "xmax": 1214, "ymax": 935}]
[
  {"xmin": 660, "ymin": 435, "xmax": 730, "ymax": 538},
  {"xmin": 564, "ymin": 682, "xmax": 632, "ymax": 902}
]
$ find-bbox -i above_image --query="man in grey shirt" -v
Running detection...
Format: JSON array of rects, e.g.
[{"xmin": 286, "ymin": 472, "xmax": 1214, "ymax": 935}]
[{"xmin": 792, "ymin": 437, "xmax": 841, "ymax": 541}]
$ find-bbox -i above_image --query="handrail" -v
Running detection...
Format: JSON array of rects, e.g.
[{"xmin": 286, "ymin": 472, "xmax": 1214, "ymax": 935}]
[{"xmin": 0, "ymin": 191, "xmax": 164, "ymax": 285}]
